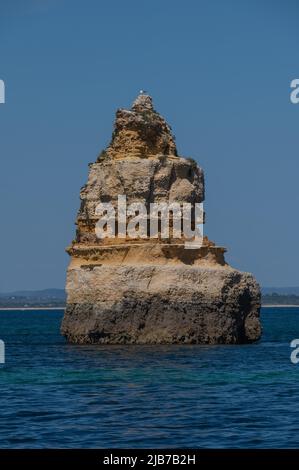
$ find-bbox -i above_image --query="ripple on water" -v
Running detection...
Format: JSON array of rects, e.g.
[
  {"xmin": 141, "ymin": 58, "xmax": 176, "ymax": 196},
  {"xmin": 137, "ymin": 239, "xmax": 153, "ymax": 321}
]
[{"xmin": 0, "ymin": 308, "xmax": 299, "ymax": 448}]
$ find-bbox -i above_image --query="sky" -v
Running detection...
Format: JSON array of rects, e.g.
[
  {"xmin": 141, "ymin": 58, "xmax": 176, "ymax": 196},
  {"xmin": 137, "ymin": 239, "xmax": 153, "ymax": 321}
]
[{"xmin": 0, "ymin": 0, "xmax": 298, "ymax": 291}]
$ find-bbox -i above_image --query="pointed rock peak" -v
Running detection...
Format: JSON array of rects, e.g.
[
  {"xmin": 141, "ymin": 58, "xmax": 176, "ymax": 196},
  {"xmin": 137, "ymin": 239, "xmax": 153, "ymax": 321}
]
[
  {"xmin": 101, "ymin": 93, "xmax": 178, "ymax": 161},
  {"xmin": 132, "ymin": 92, "xmax": 154, "ymax": 112}
]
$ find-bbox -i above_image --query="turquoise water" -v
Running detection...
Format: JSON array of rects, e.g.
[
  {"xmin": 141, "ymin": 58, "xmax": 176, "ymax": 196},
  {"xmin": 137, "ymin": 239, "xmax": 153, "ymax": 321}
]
[{"xmin": 0, "ymin": 308, "xmax": 299, "ymax": 448}]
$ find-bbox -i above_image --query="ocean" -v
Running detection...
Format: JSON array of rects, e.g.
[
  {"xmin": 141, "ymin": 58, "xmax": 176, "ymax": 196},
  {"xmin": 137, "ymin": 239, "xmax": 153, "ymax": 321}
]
[{"xmin": 0, "ymin": 307, "xmax": 298, "ymax": 448}]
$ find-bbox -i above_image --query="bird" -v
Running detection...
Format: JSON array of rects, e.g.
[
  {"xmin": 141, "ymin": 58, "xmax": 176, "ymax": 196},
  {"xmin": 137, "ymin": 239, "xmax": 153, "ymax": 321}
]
[{"xmin": 139, "ymin": 89, "xmax": 148, "ymax": 95}]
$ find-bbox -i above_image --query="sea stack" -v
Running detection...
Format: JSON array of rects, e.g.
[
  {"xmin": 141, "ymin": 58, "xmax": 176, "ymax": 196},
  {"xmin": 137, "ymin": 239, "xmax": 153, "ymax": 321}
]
[{"xmin": 61, "ymin": 93, "xmax": 261, "ymax": 344}]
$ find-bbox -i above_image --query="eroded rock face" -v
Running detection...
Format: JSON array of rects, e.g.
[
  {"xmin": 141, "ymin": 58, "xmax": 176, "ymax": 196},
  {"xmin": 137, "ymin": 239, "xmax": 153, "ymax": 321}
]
[
  {"xmin": 61, "ymin": 93, "xmax": 261, "ymax": 344},
  {"xmin": 104, "ymin": 94, "xmax": 177, "ymax": 159},
  {"xmin": 63, "ymin": 265, "xmax": 261, "ymax": 344},
  {"xmin": 77, "ymin": 158, "xmax": 204, "ymax": 245}
]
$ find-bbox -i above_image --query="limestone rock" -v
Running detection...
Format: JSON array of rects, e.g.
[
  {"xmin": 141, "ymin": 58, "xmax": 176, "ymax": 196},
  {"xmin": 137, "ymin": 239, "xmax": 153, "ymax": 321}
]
[
  {"xmin": 104, "ymin": 93, "xmax": 177, "ymax": 159},
  {"xmin": 61, "ymin": 93, "xmax": 261, "ymax": 344},
  {"xmin": 62, "ymin": 264, "xmax": 261, "ymax": 344}
]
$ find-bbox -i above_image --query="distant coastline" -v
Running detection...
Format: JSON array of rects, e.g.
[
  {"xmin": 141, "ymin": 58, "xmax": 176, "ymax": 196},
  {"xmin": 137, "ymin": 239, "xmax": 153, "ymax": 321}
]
[
  {"xmin": 262, "ymin": 304, "xmax": 299, "ymax": 308},
  {"xmin": 0, "ymin": 305, "xmax": 299, "ymax": 311},
  {"xmin": 0, "ymin": 307, "xmax": 65, "ymax": 311},
  {"xmin": 1, "ymin": 288, "xmax": 299, "ymax": 310}
]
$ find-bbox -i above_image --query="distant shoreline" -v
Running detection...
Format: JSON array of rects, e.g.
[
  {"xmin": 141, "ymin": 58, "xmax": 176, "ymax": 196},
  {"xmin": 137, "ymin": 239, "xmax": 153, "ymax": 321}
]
[
  {"xmin": 262, "ymin": 304, "xmax": 299, "ymax": 308},
  {"xmin": 0, "ymin": 305, "xmax": 299, "ymax": 311},
  {"xmin": 0, "ymin": 307, "xmax": 65, "ymax": 311}
]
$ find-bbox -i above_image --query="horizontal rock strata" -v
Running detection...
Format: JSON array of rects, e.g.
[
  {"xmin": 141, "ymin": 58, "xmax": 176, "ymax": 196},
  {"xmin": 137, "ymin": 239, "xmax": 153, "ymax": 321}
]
[{"xmin": 61, "ymin": 93, "xmax": 261, "ymax": 344}]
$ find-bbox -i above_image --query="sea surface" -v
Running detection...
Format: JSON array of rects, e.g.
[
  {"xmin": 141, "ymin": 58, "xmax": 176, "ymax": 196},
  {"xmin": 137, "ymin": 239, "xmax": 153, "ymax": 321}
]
[{"xmin": 0, "ymin": 307, "xmax": 299, "ymax": 448}]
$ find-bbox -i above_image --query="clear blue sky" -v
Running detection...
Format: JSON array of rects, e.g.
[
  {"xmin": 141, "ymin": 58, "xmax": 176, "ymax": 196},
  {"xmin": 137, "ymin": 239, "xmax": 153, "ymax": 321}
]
[{"xmin": 0, "ymin": 0, "xmax": 298, "ymax": 291}]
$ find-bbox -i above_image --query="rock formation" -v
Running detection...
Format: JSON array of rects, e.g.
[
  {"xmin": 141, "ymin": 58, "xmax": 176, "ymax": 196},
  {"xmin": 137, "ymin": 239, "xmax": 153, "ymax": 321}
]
[{"xmin": 61, "ymin": 93, "xmax": 261, "ymax": 344}]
